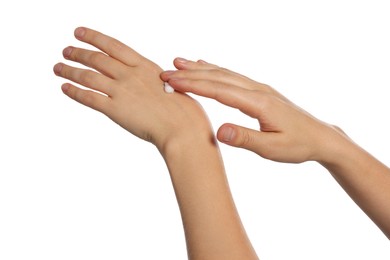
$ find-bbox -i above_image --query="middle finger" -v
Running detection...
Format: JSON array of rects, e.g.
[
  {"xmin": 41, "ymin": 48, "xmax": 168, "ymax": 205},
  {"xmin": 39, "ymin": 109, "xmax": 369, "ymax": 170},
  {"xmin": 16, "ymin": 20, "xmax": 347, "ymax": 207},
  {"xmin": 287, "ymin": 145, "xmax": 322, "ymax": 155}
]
[
  {"xmin": 54, "ymin": 63, "xmax": 115, "ymax": 97},
  {"xmin": 63, "ymin": 46, "xmax": 128, "ymax": 79}
]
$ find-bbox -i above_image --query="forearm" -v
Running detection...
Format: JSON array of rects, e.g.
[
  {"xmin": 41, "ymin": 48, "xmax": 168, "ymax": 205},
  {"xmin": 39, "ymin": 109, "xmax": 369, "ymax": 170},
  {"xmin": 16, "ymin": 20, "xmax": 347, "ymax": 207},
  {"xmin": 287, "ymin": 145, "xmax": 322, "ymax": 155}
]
[
  {"xmin": 319, "ymin": 128, "xmax": 390, "ymax": 239},
  {"xmin": 160, "ymin": 132, "xmax": 258, "ymax": 260}
]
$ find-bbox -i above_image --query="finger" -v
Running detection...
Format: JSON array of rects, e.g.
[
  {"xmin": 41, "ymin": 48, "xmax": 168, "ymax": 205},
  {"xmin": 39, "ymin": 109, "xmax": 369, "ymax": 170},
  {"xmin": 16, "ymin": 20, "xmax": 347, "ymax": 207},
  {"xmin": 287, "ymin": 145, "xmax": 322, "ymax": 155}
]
[
  {"xmin": 74, "ymin": 27, "xmax": 144, "ymax": 67},
  {"xmin": 173, "ymin": 57, "xmax": 219, "ymax": 70},
  {"xmin": 217, "ymin": 123, "xmax": 276, "ymax": 159},
  {"xmin": 161, "ymin": 69, "xmax": 258, "ymax": 91},
  {"xmin": 169, "ymin": 58, "xmax": 275, "ymax": 94},
  {"xmin": 53, "ymin": 63, "xmax": 114, "ymax": 96},
  {"xmin": 63, "ymin": 46, "xmax": 128, "ymax": 79},
  {"xmin": 167, "ymin": 78, "xmax": 260, "ymax": 117},
  {"xmin": 61, "ymin": 83, "xmax": 110, "ymax": 114}
]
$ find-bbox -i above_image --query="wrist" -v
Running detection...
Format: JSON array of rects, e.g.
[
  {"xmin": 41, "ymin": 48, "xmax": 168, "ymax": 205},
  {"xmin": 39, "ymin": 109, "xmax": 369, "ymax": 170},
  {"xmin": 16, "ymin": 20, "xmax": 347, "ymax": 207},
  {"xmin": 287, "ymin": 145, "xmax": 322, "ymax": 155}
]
[
  {"xmin": 155, "ymin": 125, "xmax": 257, "ymax": 258},
  {"xmin": 313, "ymin": 123, "xmax": 358, "ymax": 167},
  {"xmin": 157, "ymin": 126, "xmax": 216, "ymax": 162}
]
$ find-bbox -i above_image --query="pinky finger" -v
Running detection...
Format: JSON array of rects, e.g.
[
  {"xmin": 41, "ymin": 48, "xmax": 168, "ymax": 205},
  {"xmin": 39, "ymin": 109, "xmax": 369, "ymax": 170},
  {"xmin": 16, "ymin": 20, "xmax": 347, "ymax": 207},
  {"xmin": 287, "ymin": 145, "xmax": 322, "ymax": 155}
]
[{"xmin": 61, "ymin": 83, "xmax": 110, "ymax": 114}]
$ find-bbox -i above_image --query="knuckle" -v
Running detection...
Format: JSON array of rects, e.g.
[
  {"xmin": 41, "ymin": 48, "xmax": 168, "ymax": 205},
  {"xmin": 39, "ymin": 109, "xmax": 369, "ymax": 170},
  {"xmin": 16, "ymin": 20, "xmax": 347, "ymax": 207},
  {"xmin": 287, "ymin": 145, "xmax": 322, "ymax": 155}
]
[
  {"xmin": 88, "ymin": 52, "xmax": 103, "ymax": 65},
  {"xmin": 70, "ymin": 48, "xmax": 81, "ymax": 62},
  {"xmin": 331, "ymin": 124, "xmax": 342, "ymax": 132},
  {"xmin": 238, "ymin": 130, "xmax": 253, "ymax": 147},
  {"xmin": 106, "ymin": 39, "xmax": 124, "ymax": 53},
  {"xmin": 211, "ymin": 82, "xmax": 224, "ymax": 100},
  {"xmin": 262, "ymin": 83, "xmax": 273, "ymax": 92},
  {"xmin": 331, "ymin": 124, "xmax": 348, "ymax": 136},
  {"xmin": 61, "ymin": 66, "xmax": 70, "ymax": 78},
  {"xmin": 76, "ymin": 90, "xmax": 95, "ymax": 107},
  {"xmin": 79, "ymin": 70, "xmax": 95, "ymax": 85},
  {"xmin": 257, "ymin": 93, "xmax": 274, "ymax": 111},
  {"xmin": 244, "ymin": 133, "xmax": 254, "ymax": 147},
  {"xmin": 218, "ymin": 66, "xmax": 230, "ymax": 73}
]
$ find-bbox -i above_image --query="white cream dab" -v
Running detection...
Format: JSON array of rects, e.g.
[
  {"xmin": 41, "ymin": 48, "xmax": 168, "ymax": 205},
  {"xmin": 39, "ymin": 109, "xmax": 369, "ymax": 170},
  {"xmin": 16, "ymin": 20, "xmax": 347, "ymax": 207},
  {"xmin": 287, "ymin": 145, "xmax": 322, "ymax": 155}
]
[{"xmin": 164, "ymin": 82, "xmax": 175, "ymax": 94}]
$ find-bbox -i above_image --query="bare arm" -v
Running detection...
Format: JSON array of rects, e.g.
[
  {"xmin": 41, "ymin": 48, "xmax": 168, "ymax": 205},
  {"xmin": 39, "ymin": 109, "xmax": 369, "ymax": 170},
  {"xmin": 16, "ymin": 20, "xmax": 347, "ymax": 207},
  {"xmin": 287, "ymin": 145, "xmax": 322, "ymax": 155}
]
[
  {"xmin": 161, "ymin": 132, "xmax": 257, "ymax": 259},
  {"xmin": 54, "ymin": 28, "xmax": 258, "ymax": 259},
  {"xmin": 161, "ymin": 58, "xmax": 390, "ymax": 239},
  {"xmin": 319, "ymin": 132, "xmax": 390, "ymax": 239}
]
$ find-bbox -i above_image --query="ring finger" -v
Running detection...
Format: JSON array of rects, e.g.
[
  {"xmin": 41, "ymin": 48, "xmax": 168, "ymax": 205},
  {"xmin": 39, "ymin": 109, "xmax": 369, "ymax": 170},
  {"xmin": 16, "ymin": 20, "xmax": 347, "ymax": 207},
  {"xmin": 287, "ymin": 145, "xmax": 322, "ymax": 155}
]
[{"xmin": 53, "ymin": 63, "xmax": 114, "ymax": 96}]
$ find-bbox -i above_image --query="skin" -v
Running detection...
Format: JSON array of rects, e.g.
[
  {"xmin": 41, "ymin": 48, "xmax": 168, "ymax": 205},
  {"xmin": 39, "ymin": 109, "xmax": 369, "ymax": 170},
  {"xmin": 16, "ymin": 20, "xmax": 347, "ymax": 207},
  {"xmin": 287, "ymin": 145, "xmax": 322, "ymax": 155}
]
[
  {"xmin": 161, "ymin": 59, "xmax": 390, "ymax": 239},
  {"xmin": 53, "ymin": 27, "xmax": 258, "ymax": 259}
]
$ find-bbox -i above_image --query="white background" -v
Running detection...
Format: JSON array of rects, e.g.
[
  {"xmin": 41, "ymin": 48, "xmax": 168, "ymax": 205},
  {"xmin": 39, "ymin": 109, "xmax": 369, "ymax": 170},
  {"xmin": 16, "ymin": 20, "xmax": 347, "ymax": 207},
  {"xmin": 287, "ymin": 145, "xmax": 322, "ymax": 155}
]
[{"xmin": 1, "ymin": 0, "xmax": 389, "ymax": 259}]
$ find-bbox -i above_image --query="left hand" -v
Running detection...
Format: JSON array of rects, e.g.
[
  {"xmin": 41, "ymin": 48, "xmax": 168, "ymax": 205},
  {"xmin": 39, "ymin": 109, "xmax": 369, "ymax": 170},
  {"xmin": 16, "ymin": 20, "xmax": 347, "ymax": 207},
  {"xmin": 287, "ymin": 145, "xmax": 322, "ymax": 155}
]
[{"xmin": 53, "ymin": 27, "xmax": 213, "ymax": 152}]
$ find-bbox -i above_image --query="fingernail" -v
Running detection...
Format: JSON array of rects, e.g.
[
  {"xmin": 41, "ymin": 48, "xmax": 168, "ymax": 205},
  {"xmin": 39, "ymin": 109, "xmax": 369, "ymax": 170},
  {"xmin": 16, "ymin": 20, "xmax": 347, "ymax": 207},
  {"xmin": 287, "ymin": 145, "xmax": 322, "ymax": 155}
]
[
  {"xmin": 197, "ymin": 59, "xmax": 208, "ymax": 64},
  {"xmin": 63, "ymin": 47, "xmax": 73, "ymax": 58},
  {"xmin": 74, "ymin": 27, "xmax": 86, "ymax": 39},
  {"xmin": 175, "ymin": 57, "xmax": 188, "ymax": 64},
  {"xmin": 53, "ymin": 63, "xmax": 63, "ymax": 75},
  {"xmin": 61, "ymin": 83, "xmax": 70, "ymax": 93},
  {"xmin": 222, "ymin": 126, "xmax": 235, "ymax": 142},
  {"xmin": 162, "ymin": 70, "xmax": 175, "ymax": 76}
]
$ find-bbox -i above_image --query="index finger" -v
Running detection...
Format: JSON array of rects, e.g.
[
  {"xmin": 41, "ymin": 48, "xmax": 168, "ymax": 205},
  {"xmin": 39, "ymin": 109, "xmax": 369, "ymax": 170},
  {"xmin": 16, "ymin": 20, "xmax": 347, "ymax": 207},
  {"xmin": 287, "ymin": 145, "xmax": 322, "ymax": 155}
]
[
  {"xmin": 74, "ymin": 27, "xmax": 144, "ymax": 67},
  {"xmin": 167, "ymin": 78, "xmax": 260, "ymax": 118}
]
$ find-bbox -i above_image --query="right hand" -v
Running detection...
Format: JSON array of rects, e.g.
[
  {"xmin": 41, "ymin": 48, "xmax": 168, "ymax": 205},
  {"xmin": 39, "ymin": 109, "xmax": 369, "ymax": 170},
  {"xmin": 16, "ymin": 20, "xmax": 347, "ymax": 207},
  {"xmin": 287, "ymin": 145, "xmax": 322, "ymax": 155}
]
[{"xmin": 161, "ymin": 58, "xmax": 347, "ymax": 163}]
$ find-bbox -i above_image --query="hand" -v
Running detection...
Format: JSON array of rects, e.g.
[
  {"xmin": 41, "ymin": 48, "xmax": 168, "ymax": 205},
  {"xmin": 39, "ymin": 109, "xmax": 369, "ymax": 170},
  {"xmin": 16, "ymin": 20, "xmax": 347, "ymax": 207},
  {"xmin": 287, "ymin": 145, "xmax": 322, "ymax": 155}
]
[
  {"xmin": 53, "ymin": 28, "xmax": 212, "ymax": 152},
  {"xmin": 161, "ymin": 58, "xmax": 346, "ymax": 163},
  {"xmin": 54, "ymin": 29, "xmax": 259, "ymax": 256}
]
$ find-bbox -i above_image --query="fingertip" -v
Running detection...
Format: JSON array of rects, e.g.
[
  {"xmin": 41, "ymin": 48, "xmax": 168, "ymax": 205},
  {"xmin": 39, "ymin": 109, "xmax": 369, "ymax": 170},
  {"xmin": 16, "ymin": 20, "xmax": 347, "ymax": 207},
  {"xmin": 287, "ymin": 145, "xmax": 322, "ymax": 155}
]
[
  {"xmin": 53, "ymin": 63, "xmax": 63, "ymax": 75},
  {"xmin": 62, "ymin": 46, "xmax": 73, "ymax": 59},
  {"xmin": 166, "ymin": 78, "xmax": 182, "ymax": 86},
  {"xmin": 166, "ymin": 78, "xmax": 188, "ymax": 93},
  {"xmin": 160, "ymin": 70, "xmax": 175, "ymax": 81},
  {"xmin": 217, "ymin": 123, "xmax": 237, "ymax": 143},
  {"xmin": 174, "ymin": 57, "xmax": 188, "ymax": 64},
  {"xmin": 74, "ymin": 27, "xmax": 86, "ymax": 39},
  {"xmin": 173, "ymin": 57, "xmax": 189, "ymax": 69},
  {"xmin": 61, "ymin": 83, "xmax": 70, "ymax": 94}
]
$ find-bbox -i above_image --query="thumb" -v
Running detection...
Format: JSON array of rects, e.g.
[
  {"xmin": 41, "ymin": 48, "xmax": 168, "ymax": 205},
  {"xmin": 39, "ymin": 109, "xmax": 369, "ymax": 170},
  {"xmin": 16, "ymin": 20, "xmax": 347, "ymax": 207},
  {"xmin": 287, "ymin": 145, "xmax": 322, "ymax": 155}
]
[{"xmin": 217, "ymin": 123, "xmax": 270, "ymax": 155}]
